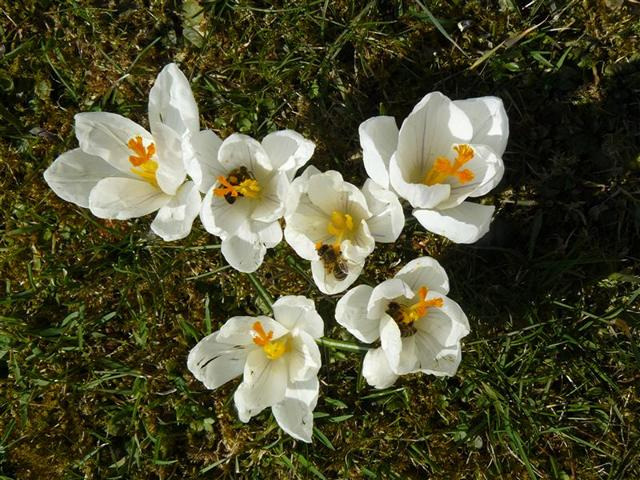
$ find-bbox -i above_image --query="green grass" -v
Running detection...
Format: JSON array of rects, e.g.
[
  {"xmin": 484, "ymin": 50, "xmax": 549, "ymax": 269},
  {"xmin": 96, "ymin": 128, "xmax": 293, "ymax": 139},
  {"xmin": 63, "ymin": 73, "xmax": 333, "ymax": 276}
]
[{"xmin": 1, "ymin": 0, "xmax": 639, "ymax": 478}]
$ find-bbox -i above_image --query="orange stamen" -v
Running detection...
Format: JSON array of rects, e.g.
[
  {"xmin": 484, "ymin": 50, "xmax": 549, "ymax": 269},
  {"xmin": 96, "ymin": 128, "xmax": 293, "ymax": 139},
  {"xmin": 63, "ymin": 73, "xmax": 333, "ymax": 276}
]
[
  {"xmin": 423, "ymin": 144, "xmax": 475, "ymax": 186},
  {"xmin": 128, "ymin": 136, "xmax": 156, "ymax": 166},
  {"xmin": 401, "ymin": 286, "xmax": 443, "ymax": 324},
  {"xmin": 251, "ymin": 321, "xmax": 273, "ymax": 347}
]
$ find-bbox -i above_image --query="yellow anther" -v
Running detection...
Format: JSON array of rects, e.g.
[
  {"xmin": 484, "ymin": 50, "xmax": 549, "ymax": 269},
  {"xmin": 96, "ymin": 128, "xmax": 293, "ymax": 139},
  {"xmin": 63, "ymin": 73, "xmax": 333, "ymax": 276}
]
[
  {"xmin": 423, "ymin": 143, "xmax": 475, "ymax": 186},
  {"xmin": 235, "ymin": 178, "xmax": 261, "ymax": 198},
  {"xmin": 327, "ymin": 211, "xmax": 354, "ymax": 246}
]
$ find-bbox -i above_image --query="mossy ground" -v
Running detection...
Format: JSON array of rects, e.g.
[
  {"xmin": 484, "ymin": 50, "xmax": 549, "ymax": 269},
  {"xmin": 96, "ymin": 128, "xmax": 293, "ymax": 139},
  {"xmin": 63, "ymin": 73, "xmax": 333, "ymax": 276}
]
[{"xmin": 1, "ymin": 1, "xmax": 639, "ymax": 478}]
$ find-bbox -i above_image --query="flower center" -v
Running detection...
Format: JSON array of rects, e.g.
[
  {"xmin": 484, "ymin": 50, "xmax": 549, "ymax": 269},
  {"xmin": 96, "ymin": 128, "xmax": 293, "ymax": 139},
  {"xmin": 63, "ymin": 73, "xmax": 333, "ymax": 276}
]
[
  {"xmin": 327, "ymin": 210, "xmax": 354, "ymax": 245},
  {"xmin": 315, "ymin": 242, "xmax": 349, "ymax": 280},
  {"xmin": 423, "ymin": 144, "xmax": 475, "ymax": 186},
  {"xmin": 386, "ymin": 286, "xmax": 443, "ymax": 337},
  {"xmin": 213, "ymin": 166, "xmax": 261, "ymax": 204},
  {"xmin": 128, "ymin": 136, "xmax": 158, "ymax": 187},
  {"xmin": 251, "ymin": 321, "xmax": 289, "ymax": 360}
]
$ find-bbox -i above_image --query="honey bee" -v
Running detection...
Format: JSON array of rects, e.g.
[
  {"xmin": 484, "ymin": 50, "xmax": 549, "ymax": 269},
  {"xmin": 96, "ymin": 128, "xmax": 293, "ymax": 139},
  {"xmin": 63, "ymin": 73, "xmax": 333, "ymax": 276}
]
[
  {"xmin": 386, "ymin": 301, "xmax": 416, "ymax": 337},
  {"xmin": 317, "ymin": 244, "xmax": 349, "ymax": 281},
  {"xmin": 223, "ymin": 166, "xmax": 255, "ymax": 204}
]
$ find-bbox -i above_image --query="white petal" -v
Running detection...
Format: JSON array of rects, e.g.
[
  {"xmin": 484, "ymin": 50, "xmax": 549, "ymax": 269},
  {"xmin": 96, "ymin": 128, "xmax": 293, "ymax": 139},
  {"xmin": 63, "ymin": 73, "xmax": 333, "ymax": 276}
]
[
  {"xmin": 200, "ymin": 187, "xmax": 253, "ymax": 238},
  {"xmin": 379, "ymin": 314, "xmax": 402, "ymax": 372},
  {"xmin": 89, "ymin": 177, "xmax": 171, "ymax": 219},
  {"xmin": 256, "ymin": 221, "xmax": 283, "ymax": 248},
  {"xmin": 335, "ymin": 285, "xmax": 378, "ymax": 343},
  {"xmin": 454, "ymin": 96, "xmax": 509, "ymax": 157},
  {"xmin": 261, "ymin": 130, "xmax": 315, "ymax": 180},
  {"xmin": 414, "ymin": 334, "xmax": 463, "ymax": 377},
  {"xmin": 287, "ymin": 331, "xmax": 322, "ymax": 382},
  {"xmin": 397, "ymin": 92, "xmax": 473, "ymax": 174},
  {"xmin": 306, "ymin": 170, "xmax": 371, "ymax": 218},
  {"xmin": 413, "ymin": 201, "xmax": 495, "ymax": 244},
  {"xmin": 284, "ymin": 190, "xmax": 332, "ymax": 260},
  {"xmin": 218, "ymin": 315, "xmax": 288, "ymax": 345},
  {"xmin": 238, "ymin": 349, "xmax": 289, "ymax": 411},
  {"xmin": 414, "ymin": 296, "xmax": 470, "ymax": 347},
  {"xmin": 396, "ymin": 335, "xmax": 418, "ymax": 375},
  {"xmin": 150, "ymin": 180, "xmax": 201, "ymax": 241},
  {"xmin": 359, "ymin": 116, "xmax": 399, "ymax": 190},
  {"xmin": 311, "ymin": 258, "xmax": 363, "ymax": 295},
  {"xmin": 187, "ymin": 332, "xmax": 248, "ymax": 390},
  {"xmin": 75, "ymin": 112, "xmax": 152, "ymax": 174},
  {"xmin": 153, "ymin": 122, "xmax": 187, "ymax": 195},
  {"xmin": 272, "ymin": 377, "xmax": 319, "ymax": 443},
  {"xmin": 361, "ymin": 179, "xmax": 404, "ymax": 243},
  {"xmin": 272, "ymin": 296, "xmax": 324, "ymax": 339},
  {"xmin": 221, "ymin": 233, "xmax": 266, "ymax": 273},
  {"xmin": 467, "ymin": 145, "xmax": 504, "ymax": 198},
  {"xmin": 44, "ymin": 148, "xmax": 120, "ymax": 208},
  {"xmin": 148, "ymin": 63, "xmax": 199, "ymax": 138},
  {"xmin": 184, "ymin": 129, "xmax": 224, "ymax": 192},
  {"xmin": 218, "ymin": 133, "xmax": 272, "ymax": 172},
  {"xmin": 367, "ymin": 278, "xmax": 414, "ymax": 320},
  {"xmin": 389, "ymin": 153, "xmax": 451, "ymax": 209},
  {"xmin": 341, "ymin": 219, "xmax": 375, "ymax": 264},
  {"xmin": 362, "ymin": 347, "xmax": 399, "ymax": 389},
  {"xmin": 394, "ymin": 256, "xmax": 449, "ymax": 295},
  {"xmin": 250, "ymin": 171, "xmax": 288, "ymax": 223}
]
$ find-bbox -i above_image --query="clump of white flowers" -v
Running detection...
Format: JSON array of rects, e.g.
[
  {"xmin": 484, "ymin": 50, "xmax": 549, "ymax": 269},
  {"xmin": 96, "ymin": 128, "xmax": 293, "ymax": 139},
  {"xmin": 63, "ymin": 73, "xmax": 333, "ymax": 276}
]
[{"xmin": 44, "ymin": 63, "xmax": 508, "ymax": 442}]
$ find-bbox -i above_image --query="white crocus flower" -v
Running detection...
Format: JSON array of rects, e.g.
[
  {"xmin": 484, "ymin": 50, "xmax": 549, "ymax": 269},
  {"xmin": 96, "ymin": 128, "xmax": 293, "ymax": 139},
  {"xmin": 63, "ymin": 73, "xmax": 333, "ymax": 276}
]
[
  {"xmin": 284, "ymin": 168, "xmax": 404, "ymax": 295},
  {"xmin": 192, "ymin": 130, "xmax": 314, "ymax": 272},
  {"xmin": 44, "ymin": 63, "xmax": 201, "ymax": 241},
  {"xmin": 359, "ymin": 92, "xmax": 508, "ymax": 244},
  {"xmin": 187, "ymin": 296, "xmax": 324, "ymax": 443},
  {"xmin": 335, "ymin": 257, "xmax": 470, "ymax": 389}
]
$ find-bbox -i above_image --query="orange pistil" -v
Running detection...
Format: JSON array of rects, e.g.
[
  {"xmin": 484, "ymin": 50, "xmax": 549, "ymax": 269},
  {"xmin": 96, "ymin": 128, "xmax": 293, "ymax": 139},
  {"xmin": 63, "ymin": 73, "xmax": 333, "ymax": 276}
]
[
  {"xmin": 423, "ymin": 144, "xmax": 475, "ymax": 186},
  {"xmin": 213, "ymin": 176, "xmax": 240, "ymax": 199},
  {"xmin": 251, "ymin": 321, "xmax": 273, "ymax": 347},
  {"xmin": 128, "ymin": 136, "xmax": 156, "ymax": 166},
  {"xmin": 401, "ymin": 286, "xmax": 443, "ymax": 324}
]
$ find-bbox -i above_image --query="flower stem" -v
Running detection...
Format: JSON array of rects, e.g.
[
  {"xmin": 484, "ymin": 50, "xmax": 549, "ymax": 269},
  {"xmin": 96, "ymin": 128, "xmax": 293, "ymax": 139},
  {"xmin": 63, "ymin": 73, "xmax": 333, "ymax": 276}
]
[
  {"xmin": 246, "ymin": 272, "xmax": 274, "ymax": 311},
  {"xmin": 316, "ymin": 337, "xmax": 370, "ymax": 353}
]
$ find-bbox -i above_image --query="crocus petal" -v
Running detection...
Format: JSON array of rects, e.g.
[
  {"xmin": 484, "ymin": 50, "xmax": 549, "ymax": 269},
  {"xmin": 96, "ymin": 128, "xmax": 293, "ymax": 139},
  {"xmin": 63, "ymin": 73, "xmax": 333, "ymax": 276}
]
[
  {"xmin": 287, "ymin": 331, "xmax": 322, "ymax": 382},
  {"xmin": 389, "ymin": 153, "xmax": 451, "ymax": 209},
  {"xmin": 284, "ymin": 187, "xmax": 333, "ymax": 260},
  {"xmin": 153, "ymin": 122, "xmax": 187, "ymax": 195},
  {"xmin": 250, "ymin": 171, "xmax": 288, "ymax": 223},
  {"xmin": 396, "ymin": 92, "xmax": 473, "ymax": 172},
  {"xmin": 218, "ymin": 315, "xmax": 288, "ymax": 345},
  {"xmin": 413, "ymin": 201, "xmax": 495, "ymax": 244},
  {"xmin": 238, "ymin": 349, "xmax": 289, "ymax": 411},
  {"xmin": 359, "ymin": 116, "xmax": 399, "ymax": 190},
  {"xmin": 221, "ymin": 233, "xmax": 266, "ymax": 273},
  {"xmin": 261, "ymin": 130, "xmax": 315, "ymax": 180},
  {"xmin": 396, "ymin": 335, "xmax": 418, "ymax": 375},
  {"xmin": 272, "ymin": 296, "xmax": 324, "ymax": 339},
  {"xmin": 414, "ymin": 296, "xmax": 470, "ymax": 347},
  {"xmin": 311, "ymin": 258, "xmax": 364, "ymax": 295},
  {"xmin": 414, "ymin": 335, "xmax": 463, "ymax": 377},
  {"xmin": 361, "ymin": 179, "xmax": 404, "ymax": 243},
  {"xmin": 44, "ymin": 148, "xmax": 121, "ymax": 208},
  {"xmin": 272, "ymin": 376, "xmax": 319, "ymax": 443},
  {"xmin": 379, "ymin": 314, "xmax": 402, "ymax": 372},
  {"xmin": 200, "ymin": 187, "xmax": 252, "ymax": 238},
  {"xmin": 184, "ymin": 129, "xmax": 224, "ymax": 192},
  {"xmin": 335, "ymin": 285, "xmax": 378, "ymax": 343},
  {"xmin": 150, "ymin": 180, "xmax": 201, "ymax": 241},
  {"xmin": 306, "ymin": 170, "xmax": 371, "ymax": 218},
  {"xmin": 148, "ymin": 63, "xmax": 199, "ymax": 139},
  {"xmin": 466, "ymin": 145, "xmax": 505, "ymax": 198},
  {"xmin": 75, "ymin": 112, "xmax": 152, "ymax": 174},
  {"xmin": 341, "ymin": 219, "xmax": 375, "ymax": 264},
  {"xmin": 218, "ymin": 133, "xmax": 272, "ymax": 172},
  {"xmin": 256, "ymin": 221, "xmax": 283, "ymax": 248},
  {"xmin": 394, "ymin": 256, "xmax": 449, "ymax": 295},
  {"xmin": 362, "ymin": 347, "xmax": 399, "ymax": 389},
  {"xmin": 89, "ymin": 177, "xmax": 171, "ymax": 219},
  {"xmin": 187, "ymin": 331, "xmax": 249, "ymax": 390},
  {"xmin": 453, "ymin": 96, "xmax": 509, "ymax": 157}
]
